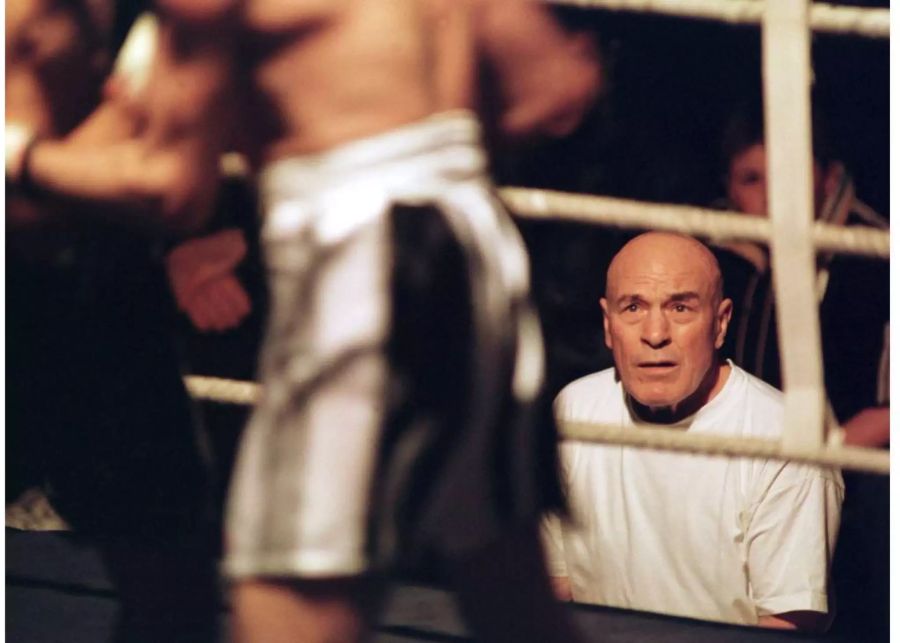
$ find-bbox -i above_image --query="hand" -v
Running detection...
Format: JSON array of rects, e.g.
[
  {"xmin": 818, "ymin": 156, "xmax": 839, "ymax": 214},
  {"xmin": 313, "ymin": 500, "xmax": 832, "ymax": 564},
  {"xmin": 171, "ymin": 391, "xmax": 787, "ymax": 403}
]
[
  {"xmin": 550, "ymin": 576, "xmax": 573, "ymax": 602},
  {"xmin": 166, "ymin": 228, "xmax": 248, "ymax": 308},
  {"xmin": 757, "ymin": 611, "xmax": 827, "ymax": 632},
  {"xmin": 180, "ymin": 272, "xmax": 251, "ymax": 332},
  {"xmin": 842, "ymin": 407, "xmax": 890, "ymax": 448}
]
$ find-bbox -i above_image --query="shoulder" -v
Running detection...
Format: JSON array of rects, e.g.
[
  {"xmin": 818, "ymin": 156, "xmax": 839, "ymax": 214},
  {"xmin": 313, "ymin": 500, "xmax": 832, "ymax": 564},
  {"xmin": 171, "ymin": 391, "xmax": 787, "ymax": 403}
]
[
  {"xmin": 555, "ymin": 368, "xmax": 620, "ymax": 420},
  {"xmin": 557, "ymin": 368, "xmax": 617, "ymax": 400},
  {"xmin": 728, "ymin": 368, "xmax": 843, "ymax": 488},
  {"xmin": 737, "ymin": 366, "xmax": 783, "ymax": 408},
  {"xmin": 715, "ymin": 365, "xmax": 785, "ymax": 438}
]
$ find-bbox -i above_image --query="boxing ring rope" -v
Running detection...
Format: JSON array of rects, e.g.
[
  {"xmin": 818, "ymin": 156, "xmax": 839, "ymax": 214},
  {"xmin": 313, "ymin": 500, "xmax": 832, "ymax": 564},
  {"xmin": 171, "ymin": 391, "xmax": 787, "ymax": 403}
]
[
  {"xmin": 548, "ymin": 0, "xmax": 890, "ymax": 39},
  {"xmin": 183, "ymin": 375, "xmax": 889, "ymax": 474},
  {"xmin": 185, "ymin": 375, "xmax": 261, "ymax": 407},
  {"xmin": 501, "ymin": 189, "xmax": 890, "ymax": 258}
]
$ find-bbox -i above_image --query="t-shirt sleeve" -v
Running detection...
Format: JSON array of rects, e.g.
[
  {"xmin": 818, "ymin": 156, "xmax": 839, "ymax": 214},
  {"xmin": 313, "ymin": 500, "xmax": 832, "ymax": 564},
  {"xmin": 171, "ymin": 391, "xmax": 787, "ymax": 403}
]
[
  {"xmin": 544, "ymin": 387, "xmax": 571, "ymax": 579},
  {"xmin": 540, "ymin": 513, "xmax": 569, "ymax": 578},
  {"xmin": 745, "ymin": 464, "xmax": 844, "ymax": 617}
]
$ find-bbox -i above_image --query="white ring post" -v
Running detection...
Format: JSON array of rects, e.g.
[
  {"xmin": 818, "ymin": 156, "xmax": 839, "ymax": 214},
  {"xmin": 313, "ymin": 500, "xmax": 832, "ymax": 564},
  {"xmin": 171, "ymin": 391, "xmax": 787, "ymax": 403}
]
[{"xmin": 762, "ymin": 0, "xmax": 825, "ymax": 451}]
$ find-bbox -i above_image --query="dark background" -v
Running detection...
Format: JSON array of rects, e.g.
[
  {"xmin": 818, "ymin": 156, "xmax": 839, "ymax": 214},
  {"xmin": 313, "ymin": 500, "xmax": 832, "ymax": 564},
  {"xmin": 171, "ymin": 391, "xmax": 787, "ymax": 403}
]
[
  {"xmin": 509, "ymin": 2, "xmax": 889, "ymax": 213},
  {"xmin": 494, "ymin": 2, "xmax": 891, "ymax": 393}
]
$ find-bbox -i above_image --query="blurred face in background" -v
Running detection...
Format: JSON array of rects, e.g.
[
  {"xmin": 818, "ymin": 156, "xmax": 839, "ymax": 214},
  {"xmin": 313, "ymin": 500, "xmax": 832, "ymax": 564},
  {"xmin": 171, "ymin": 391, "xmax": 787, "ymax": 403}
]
[
  {"xmin": 5, "ymin": 0, "xmax": 111, "ymax": 135},
  {"xmin": 727, "ymin": 142, "xmax": 830, "ymax": 217}
]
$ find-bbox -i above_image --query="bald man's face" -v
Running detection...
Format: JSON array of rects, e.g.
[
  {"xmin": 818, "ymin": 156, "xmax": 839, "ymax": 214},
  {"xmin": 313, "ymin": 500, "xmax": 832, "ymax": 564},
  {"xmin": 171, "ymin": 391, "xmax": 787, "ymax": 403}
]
[{"xmin": 601, "ymin": 235, "xmax": 731, "ymax": 415}]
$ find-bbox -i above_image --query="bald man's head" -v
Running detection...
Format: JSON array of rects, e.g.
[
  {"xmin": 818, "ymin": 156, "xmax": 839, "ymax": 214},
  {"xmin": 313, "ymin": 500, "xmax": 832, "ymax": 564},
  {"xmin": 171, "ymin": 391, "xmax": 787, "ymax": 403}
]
[
  {"xmin": 606, "ymin": 232, "xmax": 723, "ymax": 305},
  {"xmin": 601, "ymin": 232, "xmax": 732, "ymax": 421}
]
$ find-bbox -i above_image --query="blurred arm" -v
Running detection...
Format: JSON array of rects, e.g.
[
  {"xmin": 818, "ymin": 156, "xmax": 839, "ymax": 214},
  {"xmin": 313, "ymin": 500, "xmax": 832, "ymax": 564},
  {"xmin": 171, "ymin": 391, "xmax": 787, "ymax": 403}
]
[
  {"xmin": 22, "ymin": 7, "xmax": 238, "ymax": 234},
  {"xmin": 475, "ymin": 0, "xmax": 602, "ymax": 139}
]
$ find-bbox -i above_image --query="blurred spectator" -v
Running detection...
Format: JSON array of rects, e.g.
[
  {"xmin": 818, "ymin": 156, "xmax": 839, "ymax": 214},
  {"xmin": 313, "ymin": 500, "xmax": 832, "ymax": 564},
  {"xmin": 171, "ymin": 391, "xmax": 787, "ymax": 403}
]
[
  {"xmin": 6, "ymin": 3, "xmax": 218, "ymax": 640},
  {"xmin": 711, "ymin": 98, "xmax": 889, "ymax": 642},
  {"xmin": 712, "ymin": 99, "xmax": 888, "ymax": 432},
  {"xmin": 165, "ymin": 171, "xmax": 267, "ymax": 537}
]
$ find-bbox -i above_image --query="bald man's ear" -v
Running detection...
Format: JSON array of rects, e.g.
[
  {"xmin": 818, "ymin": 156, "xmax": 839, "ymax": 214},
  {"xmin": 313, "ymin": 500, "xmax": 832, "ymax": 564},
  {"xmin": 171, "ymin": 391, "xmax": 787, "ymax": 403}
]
[
  {"xmin": 600, "ymin": 297, "xmax": 612, "ymax": 349},
  {"xmin": 714, "ymin": 298, "xmax": 733, "ymax": 350}
]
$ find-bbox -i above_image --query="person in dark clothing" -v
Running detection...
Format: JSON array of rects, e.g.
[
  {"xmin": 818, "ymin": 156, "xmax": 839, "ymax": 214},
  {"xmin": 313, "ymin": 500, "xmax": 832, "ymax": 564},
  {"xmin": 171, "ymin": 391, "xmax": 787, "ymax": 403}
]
[
  {"xmin": 712, "ymin": 100, "xmax": 888, "ymax": 424},
  {"xmin": 6, "ymin": 3, "xmax": 218, "ymax": 640},
  {"xmin": 165, "ymin": 170, "xmax": 268, "ymax": 544},
  {"xmin": 711, "ymin": 98, "xmax": 889, "ymax": 642}
]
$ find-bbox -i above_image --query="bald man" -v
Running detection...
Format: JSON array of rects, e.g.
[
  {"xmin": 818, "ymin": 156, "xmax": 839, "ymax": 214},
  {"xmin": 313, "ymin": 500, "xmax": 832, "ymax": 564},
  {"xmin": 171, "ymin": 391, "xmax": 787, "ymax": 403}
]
[{"xmin": 543, "ymin": 232, "xmax": 843, "ymax": 631}]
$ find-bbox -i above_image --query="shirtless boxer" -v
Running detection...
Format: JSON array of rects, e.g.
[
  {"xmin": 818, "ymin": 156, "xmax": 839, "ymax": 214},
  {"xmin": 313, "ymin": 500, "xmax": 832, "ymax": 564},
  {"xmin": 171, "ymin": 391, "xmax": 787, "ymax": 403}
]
[{"xmin": 10, "ymin": 2, "xmax": 602, "ymax": 641}]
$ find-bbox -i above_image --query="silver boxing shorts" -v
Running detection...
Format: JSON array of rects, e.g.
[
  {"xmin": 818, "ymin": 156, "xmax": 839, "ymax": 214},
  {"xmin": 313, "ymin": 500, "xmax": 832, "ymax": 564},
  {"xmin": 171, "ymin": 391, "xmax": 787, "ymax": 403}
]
[{"xmin": 224, "ymin": 111, "xmax": 561, "ymax": 579}]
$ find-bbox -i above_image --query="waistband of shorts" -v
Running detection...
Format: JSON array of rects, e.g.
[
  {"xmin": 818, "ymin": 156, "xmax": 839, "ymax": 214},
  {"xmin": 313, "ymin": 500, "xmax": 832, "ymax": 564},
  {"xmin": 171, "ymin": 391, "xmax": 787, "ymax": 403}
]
[{"xmin": 259, "ymin": 110, "xmax": 485, "ymax": 200}]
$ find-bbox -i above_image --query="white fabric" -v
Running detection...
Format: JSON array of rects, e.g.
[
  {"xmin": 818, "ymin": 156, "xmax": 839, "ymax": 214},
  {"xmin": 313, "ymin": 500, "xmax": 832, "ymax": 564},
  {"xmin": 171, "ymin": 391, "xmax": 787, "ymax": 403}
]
[
  {"xmin": 225, "ymin": 111, "xmax": 544, "ymax": 578},
  {"xmin": 111, "ymin": 12, "xmax": 158, "ymax": 99},
  {"xmin": 5, "ymin": 121, "xmax": 34, "ymax": 182},
  {"xmin": 544, "ymin": 362, "xmax": 844, "ymax": 625}
]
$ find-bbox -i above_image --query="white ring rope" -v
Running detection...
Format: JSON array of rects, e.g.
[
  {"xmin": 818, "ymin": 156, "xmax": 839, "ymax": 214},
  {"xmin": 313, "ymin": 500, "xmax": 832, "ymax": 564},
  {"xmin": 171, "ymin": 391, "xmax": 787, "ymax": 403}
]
[
  {"xmin": 184, "ymin": 375, "xmax": 261, "ymax": 406},
  {"xmin": 547, "ymin": 0, "xmax": 890, "ymax": 39},
  {"xmin": 500, "ymin": 188, "xmax": 890, "ymax": 259},
  {"xmin": 563, "ymin": 420, "xmax": 889, "ymax": 474},
  {"xmin": 183, "ymin": 376, "xmax": 889, "ymax": 474}
]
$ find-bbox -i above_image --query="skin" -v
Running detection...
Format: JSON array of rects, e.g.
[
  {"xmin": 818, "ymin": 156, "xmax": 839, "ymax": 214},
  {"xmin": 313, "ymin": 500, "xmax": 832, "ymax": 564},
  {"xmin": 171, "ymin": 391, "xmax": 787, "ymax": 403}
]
[
  {"xmin": 23, "ymin": 0, "xmax": 601, "ymax": 230},
  {"xmin": 600, "ymin": 232, "xmax": 732, "ymax": 423},
  {"xmin": 726, "ymin": 142, "xmax": 836, "ymax": 218},
  {"xmin": 235, "ymin": 0, "xmax": 601, "ymax": 159},
  {"xmin": 165, "ymin": 228, "xmax": 252, "ymax": 332},
  {"xmin": 24, "ymin": 16, "xmax": 238, "ymax": 233}
]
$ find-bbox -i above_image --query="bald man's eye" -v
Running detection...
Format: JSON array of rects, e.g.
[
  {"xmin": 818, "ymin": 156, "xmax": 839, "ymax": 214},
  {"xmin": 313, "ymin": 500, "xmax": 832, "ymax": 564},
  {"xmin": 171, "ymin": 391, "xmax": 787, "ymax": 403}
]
[
  {"xmin": 668, "ymin": 302, "xmax": 699, "ymax": 317},
  {"xmin": 623, "ymin": 303, "xmax": 640, "ymax": 313}
]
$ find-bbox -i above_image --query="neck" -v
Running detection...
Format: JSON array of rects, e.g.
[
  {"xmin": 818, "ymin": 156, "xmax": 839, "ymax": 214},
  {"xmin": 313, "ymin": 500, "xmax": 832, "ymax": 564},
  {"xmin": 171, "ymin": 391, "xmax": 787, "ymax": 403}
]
[{"xmin": 630, "ymin": 360, "xmax": 731, "ymax": 425}]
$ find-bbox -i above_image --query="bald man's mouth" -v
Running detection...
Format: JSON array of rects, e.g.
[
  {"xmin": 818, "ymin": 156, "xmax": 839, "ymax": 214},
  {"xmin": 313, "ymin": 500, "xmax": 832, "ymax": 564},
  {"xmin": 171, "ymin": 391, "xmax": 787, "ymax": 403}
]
[{"xmin": 637, "ymin": 361, "xmax": 678, "ymax": 373}]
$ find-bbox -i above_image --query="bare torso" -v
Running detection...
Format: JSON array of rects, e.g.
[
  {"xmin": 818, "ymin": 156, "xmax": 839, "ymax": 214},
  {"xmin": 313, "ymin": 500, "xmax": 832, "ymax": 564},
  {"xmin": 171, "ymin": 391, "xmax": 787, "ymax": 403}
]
[
  {"xmin": 9, "ymin": 0, "xmax": 598, "ymax": 232},
  {"xmin": 237, "ymin": 0, "xmax": 477, "ymax": 161}
]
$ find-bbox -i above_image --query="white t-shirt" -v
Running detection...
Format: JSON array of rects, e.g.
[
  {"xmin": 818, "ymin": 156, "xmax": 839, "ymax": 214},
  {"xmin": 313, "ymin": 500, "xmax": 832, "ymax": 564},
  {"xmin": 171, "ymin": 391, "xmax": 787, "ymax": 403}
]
[{"xmin": 544, "ymin": 363, "xmax": 844, "ymax": 625}]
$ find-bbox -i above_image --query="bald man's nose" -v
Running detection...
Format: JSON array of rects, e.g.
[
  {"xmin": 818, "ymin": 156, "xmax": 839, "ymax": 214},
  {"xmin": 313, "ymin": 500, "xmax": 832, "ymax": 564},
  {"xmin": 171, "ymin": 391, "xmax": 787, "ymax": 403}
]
[{"xmin": 641, "ymin": 309, "xmax": 671, "ymax": 349}]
